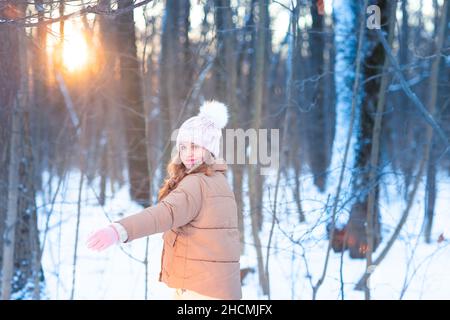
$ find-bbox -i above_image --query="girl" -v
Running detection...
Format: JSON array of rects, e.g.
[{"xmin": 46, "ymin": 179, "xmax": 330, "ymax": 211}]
[{"xmin": 86, "ymin": 101, "xmax": 242, "ymax": 300}]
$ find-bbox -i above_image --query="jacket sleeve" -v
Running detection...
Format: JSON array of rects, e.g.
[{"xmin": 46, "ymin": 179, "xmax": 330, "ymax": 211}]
[{"xmin": 116, "ymin": 174, "xmax": 203, "ymax": 242}]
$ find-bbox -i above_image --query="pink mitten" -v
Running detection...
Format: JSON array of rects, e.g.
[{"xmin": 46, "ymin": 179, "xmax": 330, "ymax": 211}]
[{"xmin": 86, "ymin": 225, "xmax": 119, "ymax": 251}]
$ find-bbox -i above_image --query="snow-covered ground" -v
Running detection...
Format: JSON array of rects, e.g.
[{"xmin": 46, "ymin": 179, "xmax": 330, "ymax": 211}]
[{"xmin": 37, "ymin": 166, "xmax": 450, "ymax": 300}]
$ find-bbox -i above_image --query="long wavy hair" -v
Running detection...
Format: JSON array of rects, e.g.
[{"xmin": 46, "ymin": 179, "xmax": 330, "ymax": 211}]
[{"xmin": 157, "ymin": 151, "xmax": 215, "ymax": 201}]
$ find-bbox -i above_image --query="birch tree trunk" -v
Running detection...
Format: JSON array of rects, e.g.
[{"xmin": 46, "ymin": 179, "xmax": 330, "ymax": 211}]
[
  {"xmin": 1, "ymin": 105, "xmax": 21, "ymax": 300},
  {"xmin": 344, "ymin": 0, "xmax": 390, "ymax": 260},
  {"xmin": 1, "ymin": 1, "xmax": 34, "ymax": 298}
]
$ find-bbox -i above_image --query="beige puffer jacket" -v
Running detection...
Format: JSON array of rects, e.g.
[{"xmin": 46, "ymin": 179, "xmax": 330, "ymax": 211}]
[{"xmin": 117, "ymin": 159, "xmax": 242, "ymax": 300}]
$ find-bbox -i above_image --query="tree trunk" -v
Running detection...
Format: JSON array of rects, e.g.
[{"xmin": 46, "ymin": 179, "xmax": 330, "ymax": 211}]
[
  {"xmin": 17, "ymin": 94, "xmax": 43, "ymax": 300},
  {"xmin": 179, "ymin": 0, "xmax": 192, "ymax": 101},
  {"xmin": 117, "ymin": 0, "xmax": 150, "ymax": 206},
  {"xmin": 267, "ymin": 1, "xmax": 300, "ymax": 300},
  {"xmin": 0, "ymin": 4, "xmax": 21, "ymax": 274},
  {"xmin": 395, "ymin": 0, "xmax": 415, "ymax": 192},
  {"xmin": 159, "ymin": 0, "xmax": 178, "ymax": 187},
  {"xmin": 304, "ymin": 0, "xmax": 332, "ymax": 192},
  {"xmin": 98, "ymin": 0, "xmax": 118, "ymax": 205},
  {"xmin": 1, "ymin": 105, "xmax": 21, "ymax": 300},
  {"xmin": 423, "ymin": 0, "xmax": 448, "ymax": 243},
  {"xmin": 248, "ymin": 0, "xmax": 270, "ymax": 296},
  {"xmin": 424, "ymin": 151, "xmax": 437, "ymax": 243},
  {"xmin": 1, "ymin": 2, "xmax": 42, "ymax": 298},
  {"xmin": 0, "ymin": 1, "xmax": 41, "ymax": 299},
  {"xmin": 213, "ymin": 0, "xmax": 245, "ymax": 253},
  {"xmin": 31, "ymin": 0, "xmax": 49, "ymax": 193},
  {"xmin": 363, "ymin": 0, "xmax": 397, "ymax": 299},
  {"xmin": 344, "ymin": 0, "xmax": 391, "ymax": 259}
]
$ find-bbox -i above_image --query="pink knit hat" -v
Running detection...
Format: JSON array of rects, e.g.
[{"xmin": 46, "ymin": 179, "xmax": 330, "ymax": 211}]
[{"xmin": 176, "ymin": 100, "xmax": 229, "ymax": 158}]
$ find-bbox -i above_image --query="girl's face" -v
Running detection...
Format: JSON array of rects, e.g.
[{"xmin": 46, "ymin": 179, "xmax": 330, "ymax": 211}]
[{"xmin": 179, "ymin": 142, "xmax": 208, "ymax": 169}]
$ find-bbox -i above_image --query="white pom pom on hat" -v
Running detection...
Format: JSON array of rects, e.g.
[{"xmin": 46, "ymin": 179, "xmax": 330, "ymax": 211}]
[
  {"xmin": 176, "ymin": 100, "xmax": 230, "ymax": 158},
  {"xmin": 198, "ymin": 100, "xmax": 229, "ymax": 129}
]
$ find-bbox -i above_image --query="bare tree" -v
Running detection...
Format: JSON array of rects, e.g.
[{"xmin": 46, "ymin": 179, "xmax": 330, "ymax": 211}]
[
  {"xmin": 363, "ymin": 0, "xmax": 397, "ymax": 299},
  {"xmin": 158, "ymin": 0, "xmax": 178, "ymax": 187},
  {"xmin": 338, "ymin": 0, "xmax": 392, "ymax": 260},
  {"xmin": 1, "ymin": 1, "xmax": 42, "ymax": 299},
  {"xmin": 304, "ymin": 0, "xmax": 335, "ymax": 192},
  {"xmin": 1, "ymin": 98, "xmax": 21, "ymax": 300},
  {"xmin": 267, "ymin": 0, "xmax": 300, "ymax": 300},
  {"xmin": 423, "ymin": 0, "xmax": 448, "ymax": 243},
  {"xmin": 248, "ymin": 0, "xmax": 270, "ymax": 296},
  {"xmin": 316, "ymin": 0, "xmax": 367, "ymax": 299},
  {"xmin": 212, "ymin": 0, "xmax": 246, "ymax": 253},
  {"xmin": 116, "ymin": 0, "xmax": 150, "ymax": 206}
]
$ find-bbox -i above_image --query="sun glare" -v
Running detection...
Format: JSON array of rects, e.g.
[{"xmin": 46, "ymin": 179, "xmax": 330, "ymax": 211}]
[{"xmin": 61, "ymin": 23, "xmax": 90, "ymax": 72}]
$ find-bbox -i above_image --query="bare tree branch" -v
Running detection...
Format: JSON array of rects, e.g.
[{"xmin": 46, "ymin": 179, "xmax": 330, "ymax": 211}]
[
  {"xmin": 376, "ymin": 25, "xmax": 450, "ymax": 159},
  {"xmin": 1, "ymin": 0, "xmax": 154, "ymax": 27}
]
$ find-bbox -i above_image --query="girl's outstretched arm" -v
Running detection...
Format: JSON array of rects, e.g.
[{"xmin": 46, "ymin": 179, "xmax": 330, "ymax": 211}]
[
  {"xmin": 86, "ymin": 174, "xmax": 202, "ymax": 251},
  {"xmin": 117, "ymin": 174, "xmax": 203, "ymax": 242}
]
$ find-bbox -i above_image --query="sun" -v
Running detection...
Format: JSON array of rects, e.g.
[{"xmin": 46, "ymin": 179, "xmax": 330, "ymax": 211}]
[{"xmin": 61, "ymin": 23, "xmax": 90, "ymax": 72}]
